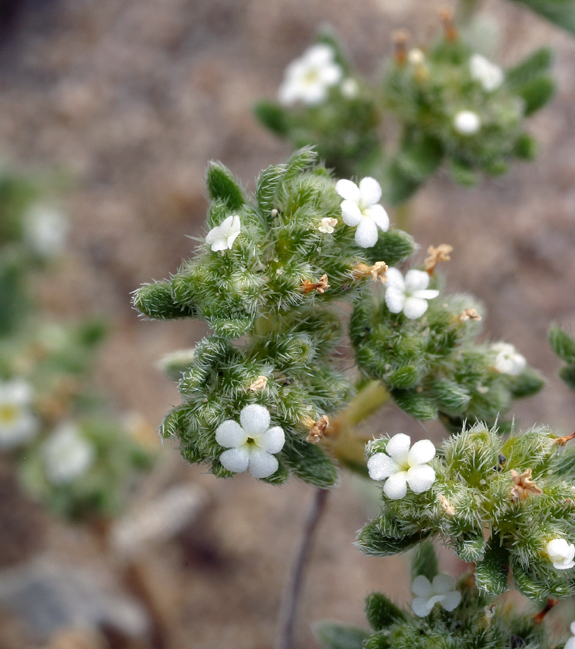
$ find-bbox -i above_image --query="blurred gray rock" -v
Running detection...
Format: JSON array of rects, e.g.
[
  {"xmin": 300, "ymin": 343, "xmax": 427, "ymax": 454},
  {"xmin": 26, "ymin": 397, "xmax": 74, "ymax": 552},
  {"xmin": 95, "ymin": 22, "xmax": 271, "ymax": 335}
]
[{"xmin": 0, "ymin": 558, "xmax": 149, "ymax": 640}]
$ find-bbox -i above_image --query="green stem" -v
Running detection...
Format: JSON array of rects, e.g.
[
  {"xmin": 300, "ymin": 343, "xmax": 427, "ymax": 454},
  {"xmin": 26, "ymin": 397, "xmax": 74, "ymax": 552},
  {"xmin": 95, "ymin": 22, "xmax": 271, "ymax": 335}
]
[{"xmin": 456, "ymin": 0, "xmax": 482, "ymax": 26}]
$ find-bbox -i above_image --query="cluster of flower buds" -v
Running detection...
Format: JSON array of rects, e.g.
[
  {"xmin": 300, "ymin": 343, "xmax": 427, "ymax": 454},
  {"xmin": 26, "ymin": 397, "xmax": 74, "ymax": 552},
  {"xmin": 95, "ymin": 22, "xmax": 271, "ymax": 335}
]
[
  {"xmin": 359, "ymin": 425, "xmax": 575, "ymax": 601},
  {"xmin": 254, "ymin": 32, "xmax": 383, "ymax": 181},
  {"xmin": 383, "ymin": 18, "xmax": 554, "ymax": 202},
  {"xmin": 255, "ymin": 18, "xmax": 554, "ymax": 206},
  {"xmin": 350, "ymin": 264, "xmax": 544, "ymax": 429},
  {"xmin": 134, "ymin": 149, "xmax": 417, "ymax": 486}
]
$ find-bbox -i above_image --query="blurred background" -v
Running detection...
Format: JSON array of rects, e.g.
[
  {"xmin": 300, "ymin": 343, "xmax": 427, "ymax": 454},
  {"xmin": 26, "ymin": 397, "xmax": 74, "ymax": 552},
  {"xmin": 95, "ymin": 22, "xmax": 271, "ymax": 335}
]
[{"xmin": 0, "ymin": 0, "xmax": 575, "ymax": 647}]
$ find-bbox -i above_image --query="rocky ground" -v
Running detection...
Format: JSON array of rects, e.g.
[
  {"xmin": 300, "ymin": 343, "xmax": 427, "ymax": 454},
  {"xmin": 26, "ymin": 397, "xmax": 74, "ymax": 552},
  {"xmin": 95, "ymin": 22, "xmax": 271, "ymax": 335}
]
[{"xmin": 0, "ymin": 0, "xmax": 575, "ymax": 647}]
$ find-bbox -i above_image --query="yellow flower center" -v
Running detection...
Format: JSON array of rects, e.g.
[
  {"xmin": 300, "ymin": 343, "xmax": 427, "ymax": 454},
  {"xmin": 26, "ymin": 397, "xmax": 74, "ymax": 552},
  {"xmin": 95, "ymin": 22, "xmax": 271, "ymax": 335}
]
[{"xmin": 0, "ymin": 404, "xmax": 19, "ymax": 425}]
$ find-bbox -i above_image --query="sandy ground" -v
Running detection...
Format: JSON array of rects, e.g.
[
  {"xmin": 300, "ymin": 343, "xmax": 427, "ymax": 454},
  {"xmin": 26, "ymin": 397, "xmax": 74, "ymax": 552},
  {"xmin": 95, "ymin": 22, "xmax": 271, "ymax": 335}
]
[{"xmin": 0, "ymin": 0, "xmax": 575, "ymax": 647}]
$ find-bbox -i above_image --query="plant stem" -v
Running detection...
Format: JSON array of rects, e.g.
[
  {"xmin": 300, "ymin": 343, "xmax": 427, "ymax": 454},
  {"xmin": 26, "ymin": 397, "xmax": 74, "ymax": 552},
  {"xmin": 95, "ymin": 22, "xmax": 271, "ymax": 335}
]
[
  {"xmin": 277, "ymin": 487, "xmax": 330, "ymax": 649},
  {"xmin": 456, "ymin": 0, "xmax": 482, "ymax": 26}
]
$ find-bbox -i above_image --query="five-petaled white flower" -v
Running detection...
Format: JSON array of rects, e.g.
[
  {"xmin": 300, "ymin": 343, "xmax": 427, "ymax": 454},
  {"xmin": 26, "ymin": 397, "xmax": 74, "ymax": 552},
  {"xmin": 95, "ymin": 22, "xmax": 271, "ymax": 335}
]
[
  {"xmin": 278, "ymin": 44, "xmax": 343, "ymax": 106},
  {"xmin": 0, "ymin": 379, "xmax": 39, "ymax": 450},
  {"xmin": 546, "ymin": 538, "xmax": 575, "ymax": 570},
  {"xmin": 318, "ymin": 217, "xmax": 338, "ymax": 234},
  {"xmin": 216, "ymin": 404, "xmax": 285, "ymax": 479},
  {"xmin": 367, "ymin": 433, "xmax": 436, "ymax": 500},
  {"xmin": 206, "ymin": 215, "xmax": 241, "ymax": 252},
  {"xmin": 564, "ymin": 622, "xmax": 575, "ymax": 649},
  {"xmin": 453, "ymin": 110, "xmax": 481, "ymax": 135},
  {"xmin": 491, "ymin": 342, "xmax": 526, "ymax": 376},
  {"xmin": 43, "ymin": 422, "xmax": 96, "ymax": 485},
  {"xmin": 385, "ymin": 268, "xmax": 439, "ymax": 319},
  {"xmin": 470, "ymin": 54, "xmax": 504, "ymax": 92},
  {"xmin": 411, "ymin": 574, "xmax": 462, "ymax": 617},
  {"xmin": 335, "ymin": 177, "xmax": 389, "ymax": 248},
  {"xmin": 24, "ymin": 205, "xmax": 69, "ymax": 258}
]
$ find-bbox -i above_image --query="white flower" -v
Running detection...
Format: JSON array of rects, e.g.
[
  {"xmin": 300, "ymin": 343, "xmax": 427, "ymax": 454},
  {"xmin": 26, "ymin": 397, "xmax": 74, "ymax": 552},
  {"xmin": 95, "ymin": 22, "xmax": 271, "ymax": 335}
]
[
  {"xmin": 367, "ymin": 433, "xmax": 436, "ymax": 500},
  {"xmin": 318, "ymin": 217, "xmax": 338, "ymax": 234},
  {"xmin": 565, "ymin": 622, "xmax": 575, "ymax": 649},
  {"xmin": 335, "ymin": 177, "xmax": 389, "ymax": 248},
  {"xmin": 491, "ymin": 342, "xmax": 526, "ymax": 376},
  {"xmin": 0, "ymin": 379, "xmax": 39, "ymax": 449},
  {"xmin": 278, "ymin": 44, "xmax": 343, "ymax": 106},
  {"xmin": 216, "ymin": 404, "xmax": 285, "ymax": 479},
  {"xmin": 385, "ymin": 268, "xmax": 439, "ymax": 319},
  {"xmin": 470, "ymin": 54, "xmax": 504, "ymax": 92},
  {"xmin": 408, "ymin": 49, "xmax": 425, "ymax": 65},
  {"xmin": 340, "ymin": 78, "xmax": 359, "ymax": 99},
  {"xmin": 24, "ymin": 205, "xmax": 68, "ymax": 258},
  {"xmin": 206, "ymin": 215, "xmax": 241, "ymax": 252},
  {"xmin": 411, "ymin": 574, "xmax": 462, "ymax": 617},
  {"xmin": 453, "ymin": 110, "xmax": 481, "ymax": 135},
  {"xmin": 43, "ymin": 422, "xmax": 96, "ymax": 485},
  {"xmin": 546, "ymin": 538, "xmax": 575, "ymax": 570}
]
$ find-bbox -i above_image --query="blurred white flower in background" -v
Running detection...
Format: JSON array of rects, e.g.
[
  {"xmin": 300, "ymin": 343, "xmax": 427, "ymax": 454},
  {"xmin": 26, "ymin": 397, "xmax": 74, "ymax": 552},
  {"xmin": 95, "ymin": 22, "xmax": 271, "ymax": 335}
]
[
  {"xmin": 43, "ymin": 422, "xmax": 96, "ymax": 485},
  {"xmin": 340, "ymin": 78, "xmax": 359, "ymax": 99},
  {"xmin": 278, "ymin": 44, "xmax": 343, "ymax": 106},
  {"xmin": 453, "ymin": 110, "xmax": 481, "ymax": 135},
  {"xmin": 24, "ymin": 204, "xmax": 69, "ymax": 258},
  {"xmin": 155, "ymin": 347, "xmax": 196, "ymax": 379},
  {"xmin": 491, "ymin": 342, "xmax": 526, "ymax": 375},
  {"xmin": 411, "ymin": 574, "xmax": 462, "ymax": 617},
  {"xmin": 0, "ymin": 379, "xmax": 39, "ymax": 449},
  {"xmin": 470, "ymin": 54, "xmax": 504, "ymax": 92}
]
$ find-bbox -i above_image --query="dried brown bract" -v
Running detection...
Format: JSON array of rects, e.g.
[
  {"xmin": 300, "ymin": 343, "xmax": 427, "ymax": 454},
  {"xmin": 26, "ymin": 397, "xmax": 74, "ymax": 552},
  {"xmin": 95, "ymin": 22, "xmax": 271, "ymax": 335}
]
[
  {"xmin": 510, "ymin": 469, "xmax": 543, "ymax": 501},
  {"xmin": 249, "ymin": 375, "xmax": 268, "ymax": 392},
  {"xmin": 306, "ymin": 415, "xmax": 329, "ymax": 443},
  {"xmin": 425, "ymin": 243, "xmax": 453, "ymax": 274},
  {"xmin": 438, "ymin": 494, "xmax": 455, "ymax": 515},
  {"xmin": 301, "ymin": 274, "xmax": 329, "ymax": 294},
  {"xmin": 353, "ymin": 261, "xmax": 388, "ymax": 284},
  {"xmin": 457, "ymin": 308, "xmax": 482, "ymax": 323}
]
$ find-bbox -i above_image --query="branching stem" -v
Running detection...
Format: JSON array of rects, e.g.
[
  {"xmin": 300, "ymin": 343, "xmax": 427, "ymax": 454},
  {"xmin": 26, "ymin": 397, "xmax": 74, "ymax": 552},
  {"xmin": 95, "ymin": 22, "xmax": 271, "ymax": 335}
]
[{"xmin": 277, "ymin": 487, "xmax": 330, "ymax": 649}]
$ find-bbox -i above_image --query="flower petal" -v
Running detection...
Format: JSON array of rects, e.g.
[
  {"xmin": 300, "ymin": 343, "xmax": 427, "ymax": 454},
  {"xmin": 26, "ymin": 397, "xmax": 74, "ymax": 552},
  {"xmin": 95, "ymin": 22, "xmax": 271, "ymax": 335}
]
[
  {"xmin": 257, "ymin": 426, "xmax": 285, "ymax": 454},
  {"xmin": 570, "ymin": 621, "xmax": 575, "ymax": 636},
  {"xmin": 367, "ymin": 453, "xmax": 400, "ymax": 481},
  {"xmin": 441, "ymin": 591, "xmax": 462, "ymax": 612},
  {"xmin": 386, "ymin": 433, "xmax": 411, "ymax": 462},
  {"xmin": 320, "ymin": 63, "xmax": 343, "ymax": 86},
  {"xmin": 385, "ymin": 268, "xmax": 405, "ymax": 290},
  {"xmin": 305, "ymin": 44, "xmax": 334, "ymax": 66},
  {"xmin": 300, "ymin": 83, "xmax": 327, "ymax": 105},
  {"xmin": 219, "ymin": 215, "xmax": 234, "ymax": 235},
  {"xmin": 405, "ymin": 269, "xmax": 430, "ymax": 291},
  {"xmin": 335, "ymin": 179, "xmax": 360, "ymax": 202},
  {"xmin": 355, "ymin": 218, "xmax": 379, "ymax": 248},
  {"xmin": 248, "ymin": 449, "xmax": 279, "ymax": 479},
  {"xmin": 341, "ymin": 200, "xmax": 362, "ymax": 226},
  {"xmin": 411, "ymin": 596, "xmax": 431, "ymax": 618},
  {"xmin": 407, "ymin": 465, "xmax": 436, "ymax": 494},
  {"xmin": 365, "ymin": 204, "xmax": 389, "ymax": 232},
  {"xmin": 205, "ymin": 226, "xmax": 222, "ymax": 245},
  {"xmin": 210, "ymin": 238, "xmax": 228, "ymax": 252},
  {"xmin": 220, "ymin": 447, "xmax": 250, "ymax": 474},
  {"xmin": 215, "ymin": 420, "xmax": 247, "ymax": 448},
  {"xmin": 385, "ymin": 288, "xmax": 405, "ymax": 314},
  {"xmin": 408, "ymin": 439, "xmax": 436, "ymax": 467},
  {"xmin": 413, "ymin": 290, "xmax": 439, "ymax": 300},
  {"xmin": 411, "ymin": 575, "xmax": 432, "ymax": 598},
  {"xmin": 432, "ymin": 574, "xmax": 454, "ymax": 595},
  {"xmin": 403, "ymin": 297, "xmax": 429, "ymax": 320},
  {"xmin": 240, "ymin": 404, "xmax": 271, "ymax": 436},
  {"xmin": 383, "ymin": 471, "xmax": 408, "ymax": 500},
  {"xmin": 566, "ymin": 638, "xmax": 575, "ymax": 649},
  {"xmin": 359, "ymin": 177, "xmax": 382, "ymax": 205},
  {"xmin": 227, "ymin": 230, "xmax": 241, "ymax": 249}
]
